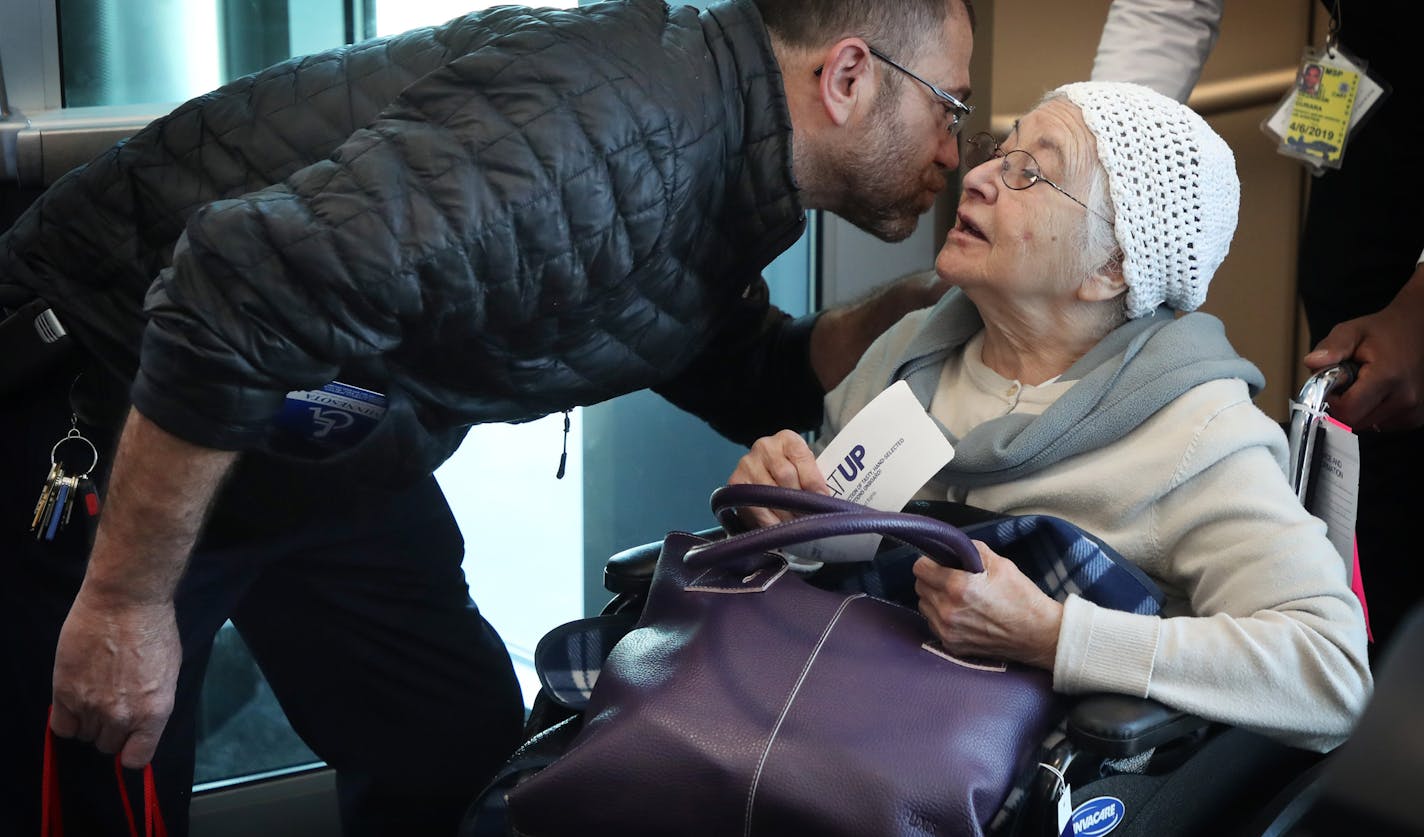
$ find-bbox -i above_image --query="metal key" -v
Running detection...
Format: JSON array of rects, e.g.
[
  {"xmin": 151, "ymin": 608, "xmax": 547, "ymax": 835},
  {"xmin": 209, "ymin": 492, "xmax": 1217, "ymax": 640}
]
[
  {"xmin": 61, "ymin": 474, "xmax": 80, "ymax": 528},
  {"xmin": 42, "ymin": 476, "xmax": 73, "ymax": 541},
  {"xmin": 30, "ymin": 462, "xmax": 61, "ymax": 532},
  {"xmin": 33, "ymin": 416, "xmax": 100, "ymax": 541},
  {"xmin": 34, "ymin": 467, "xmax": 68, "ymax": 540},
  {"xmin": 33, "ymin": 467, "xmax": 67, "ymax": 539}
]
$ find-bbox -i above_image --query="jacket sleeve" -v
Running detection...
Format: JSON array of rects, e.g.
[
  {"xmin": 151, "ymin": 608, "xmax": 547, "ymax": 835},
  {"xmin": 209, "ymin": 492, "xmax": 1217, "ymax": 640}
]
[
  {"xmin": 1090, "ymin": 0, "xmax": 1224, "ymax": 102},
  {"xmin": 654, "ymin": 276, "xmax": 825, "ymax": 446},
  {"xmin": 131, "ymin": 88, "xmax": 479, "ymax": 447},
  {"xmin": 132, "ymin": 14, "xmax": 670, "ymax": 450}
]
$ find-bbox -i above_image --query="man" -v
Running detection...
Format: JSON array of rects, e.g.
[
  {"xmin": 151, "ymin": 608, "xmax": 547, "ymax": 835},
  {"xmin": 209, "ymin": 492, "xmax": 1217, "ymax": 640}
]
[
  {"xmin": 1092, "ymin": 0, "xmax": 1422, "ymax": 662},
  {"xmin": 0, "ymin": 0, "xmax": 975, "ymax": 833}
]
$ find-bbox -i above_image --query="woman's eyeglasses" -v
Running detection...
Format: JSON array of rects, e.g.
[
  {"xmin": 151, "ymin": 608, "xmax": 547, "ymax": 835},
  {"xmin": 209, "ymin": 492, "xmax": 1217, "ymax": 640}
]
[{"xmin": 961, "ymin": 132, "xmax": 1114, "ymax": 225}]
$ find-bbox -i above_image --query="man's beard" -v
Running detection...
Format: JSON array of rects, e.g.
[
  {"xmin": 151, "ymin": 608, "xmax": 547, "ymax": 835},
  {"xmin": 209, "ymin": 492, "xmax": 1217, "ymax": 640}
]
[{"xmin": 828, "ymin": 102, "xmax": 939, "ymax": 243}]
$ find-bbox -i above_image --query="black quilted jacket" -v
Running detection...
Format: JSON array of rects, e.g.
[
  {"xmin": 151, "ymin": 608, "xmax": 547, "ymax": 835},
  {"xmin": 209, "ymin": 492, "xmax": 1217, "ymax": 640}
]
[{"xmin": 0, "ymin": 0, "xmax": 822, "ymax": 487}]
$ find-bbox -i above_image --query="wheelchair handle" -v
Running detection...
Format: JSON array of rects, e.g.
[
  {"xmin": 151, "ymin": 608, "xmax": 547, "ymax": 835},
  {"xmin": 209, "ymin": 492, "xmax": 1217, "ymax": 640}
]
[
  {"xmin": 1287, "ymin": 361, "xmax": 1360, "ymax": 501},
  {"xmin": 1294, "ymin": 361, "xmax": 1358, "ymax": 414},
  {"xmin": 692, "ymin": 485, "xmax": 981, "ymax": 572}
]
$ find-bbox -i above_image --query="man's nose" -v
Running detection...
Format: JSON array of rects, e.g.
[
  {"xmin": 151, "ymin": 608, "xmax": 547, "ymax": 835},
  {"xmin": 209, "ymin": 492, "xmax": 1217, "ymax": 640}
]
[{"xmin": 936, "ymin": 131, "xmax": 961, "ymax": 171}]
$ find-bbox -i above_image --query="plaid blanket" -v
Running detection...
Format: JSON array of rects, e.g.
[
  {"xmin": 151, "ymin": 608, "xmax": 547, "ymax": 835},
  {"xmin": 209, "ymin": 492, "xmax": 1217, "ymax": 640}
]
[{"xmin": 963, "ymin": 514, "xmax": 1162, "ymax": 614}]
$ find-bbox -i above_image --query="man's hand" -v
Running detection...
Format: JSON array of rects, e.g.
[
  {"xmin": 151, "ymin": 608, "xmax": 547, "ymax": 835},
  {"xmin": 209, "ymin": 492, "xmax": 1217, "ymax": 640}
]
[
  {"xmin": 913, "ymin": 541, "xmax": 1063, "ymax": 670},
  {"xmin": 48, "ymin": 407, "xmax": 237, "ymax": 767},
  {"xmin": 51, "ymin": 590, "xmax": 181, "ymax": 768},
  {"xmin": 727, "ymin": 429, "xmax": 828, "ymax": 528},
  {"xmin": 1304, "ymin": 265, "xmax": 1424, "ymax": 431},
  {"xmin": 809, "ymin": 269, "xmax": 949, "ymax": 391}
]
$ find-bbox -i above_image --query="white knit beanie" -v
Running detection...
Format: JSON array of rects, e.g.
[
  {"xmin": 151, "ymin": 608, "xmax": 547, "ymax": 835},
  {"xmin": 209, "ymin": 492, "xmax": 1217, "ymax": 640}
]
[{"xmin": 1053, "ymin": 82, "xmax": 1240, "ymax": 319}]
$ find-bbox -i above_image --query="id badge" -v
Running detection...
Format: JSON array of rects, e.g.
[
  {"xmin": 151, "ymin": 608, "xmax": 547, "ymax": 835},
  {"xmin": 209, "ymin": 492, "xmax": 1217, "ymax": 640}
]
[
  {"xmin": 1264, "ymin": 46, "xmax": 1384, "ymax": 172},
  {"xmin": 274, "ymin": 380, "xmax": 387, "ymax": 452}
]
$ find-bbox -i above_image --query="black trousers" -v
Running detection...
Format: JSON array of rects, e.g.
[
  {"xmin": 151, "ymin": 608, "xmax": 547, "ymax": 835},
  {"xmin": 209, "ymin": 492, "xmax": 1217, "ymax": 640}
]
[{"xmin": 1, "ymin": 373, "xmax": 524, "ymax": 836}]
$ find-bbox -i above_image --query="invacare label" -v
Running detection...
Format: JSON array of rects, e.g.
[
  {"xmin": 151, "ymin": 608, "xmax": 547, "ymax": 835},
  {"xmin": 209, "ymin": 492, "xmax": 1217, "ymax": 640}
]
[{"xmin": 1068, "ymin": 796, "xmax": 1124, "ymax": 836}]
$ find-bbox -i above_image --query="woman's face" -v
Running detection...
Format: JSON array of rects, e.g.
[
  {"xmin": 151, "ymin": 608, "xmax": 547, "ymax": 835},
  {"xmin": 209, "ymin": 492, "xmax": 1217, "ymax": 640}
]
[{"xmin": 936, "ymin": 99, "xmax": 1103, "ymax": 309}]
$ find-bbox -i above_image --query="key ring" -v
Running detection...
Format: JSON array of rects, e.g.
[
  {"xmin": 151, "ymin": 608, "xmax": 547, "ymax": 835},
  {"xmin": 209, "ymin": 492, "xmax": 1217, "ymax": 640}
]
[{"xmin": 51, "ymin": 427, "xmax": 99, "ymax": 478}]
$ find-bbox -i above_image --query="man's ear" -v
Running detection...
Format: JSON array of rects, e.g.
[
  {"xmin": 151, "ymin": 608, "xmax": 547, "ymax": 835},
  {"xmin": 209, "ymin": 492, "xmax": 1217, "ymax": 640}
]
[
  {"xmin": 816, "ymin": 38, "xmax": 876, "ymax": 127},
  {"xmin": 1078, "ymin": 251, "xmax": 1127, "ymax": 303}
]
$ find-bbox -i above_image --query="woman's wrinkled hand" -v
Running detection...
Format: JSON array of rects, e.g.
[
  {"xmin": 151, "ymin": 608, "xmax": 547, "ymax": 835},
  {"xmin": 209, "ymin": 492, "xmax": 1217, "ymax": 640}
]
[
  {"xmin": 913, "ymin": 540, "xmax": 1063, "ymax": 670},
  {"xmin": 727, "ymin": 429, "xmax": 829, "ymax": 528}
]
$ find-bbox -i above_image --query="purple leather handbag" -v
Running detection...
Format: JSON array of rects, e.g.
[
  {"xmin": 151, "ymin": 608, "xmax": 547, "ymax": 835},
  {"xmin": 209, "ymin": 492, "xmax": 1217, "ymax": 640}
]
[{"xmin": 506, "ymin": 485, "xmax": 1061, "ymax": 836}]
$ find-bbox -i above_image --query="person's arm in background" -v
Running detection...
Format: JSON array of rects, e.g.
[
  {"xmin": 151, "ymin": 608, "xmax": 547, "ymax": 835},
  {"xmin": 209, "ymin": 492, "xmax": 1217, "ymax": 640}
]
[
  {"xmin": 655, "ymin": 269, "xmax": 945, "ymax": 444},
  {"xmin": 1305, "ymin": 247, "xmax": 1424, "ymax": 431},
  {"xmin": 808, "ymin": 268, "xmax": 946, "ymax": 391},
  {"xmin": 1091, "ymin": 0, "xmax": 1225, "ymax": 102}
]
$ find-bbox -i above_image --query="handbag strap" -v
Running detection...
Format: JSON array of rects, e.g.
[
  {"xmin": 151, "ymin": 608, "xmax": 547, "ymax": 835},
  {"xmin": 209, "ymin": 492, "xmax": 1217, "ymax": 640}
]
[
  {"xmin": 42, "ymin": 707, "xmax": 168, "ymax": 837},
  {"xmin": 710, "ymin": 484, "xmax": 874, "ymax": 533},
  {"xmin": 41, "ymin": 710, "xmax": 61, "ymax": 837},
  {"xmin": 694, "ymin": 485, "xmax": 980, "ymax": 572}
]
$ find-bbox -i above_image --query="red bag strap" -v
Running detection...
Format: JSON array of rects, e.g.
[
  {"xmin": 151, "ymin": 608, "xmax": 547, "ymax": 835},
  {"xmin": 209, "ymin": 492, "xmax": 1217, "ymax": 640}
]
[
  {"xmin": 41, "ymin": 709, "xmax": 62, "ymax": 837},
  {"xmin": 42, "ymin": 707, "xmax": 168, "ymax": 837}
]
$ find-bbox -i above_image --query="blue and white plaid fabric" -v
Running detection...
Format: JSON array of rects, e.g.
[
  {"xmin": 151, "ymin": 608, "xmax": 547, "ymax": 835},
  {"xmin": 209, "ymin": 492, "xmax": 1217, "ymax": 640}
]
[
  {"xmin": 536, "ymin": 514, "xmax": 1162, "ymax": 712},
  {"xmin": 535, "ymin": 612, "xmax": 637, "ymax": 711},
  {"xmin": 961, "ymin": 514, "xmax": 1162, "ymax": 614}
]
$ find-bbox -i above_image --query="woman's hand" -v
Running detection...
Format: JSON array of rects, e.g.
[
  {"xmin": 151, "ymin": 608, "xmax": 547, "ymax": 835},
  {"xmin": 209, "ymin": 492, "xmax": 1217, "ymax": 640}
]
[
  {"xmin": 727, "ymin": 429, "xmax": 829, "ymax": 528},
  {"xmin": 913, "ymin": 540, "xmax": 1063, "ymax": 670}
]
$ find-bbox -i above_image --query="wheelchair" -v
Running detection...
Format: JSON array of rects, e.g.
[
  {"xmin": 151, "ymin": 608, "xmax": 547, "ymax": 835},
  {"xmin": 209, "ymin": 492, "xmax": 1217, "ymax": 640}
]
[{"xmin": 461, "ymin": 366, "xmax": 1365, "ymax": 836}]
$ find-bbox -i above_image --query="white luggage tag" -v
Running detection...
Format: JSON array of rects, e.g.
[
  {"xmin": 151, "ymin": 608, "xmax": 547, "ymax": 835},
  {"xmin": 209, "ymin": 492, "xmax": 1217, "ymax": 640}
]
[
  {"xmin": 1311, "ymin": 416, "xmax": 1371, "ymax": 639},
  {"xmin": 1308, "ymin": 415, "xmax": 1360, "ymax": 582}
]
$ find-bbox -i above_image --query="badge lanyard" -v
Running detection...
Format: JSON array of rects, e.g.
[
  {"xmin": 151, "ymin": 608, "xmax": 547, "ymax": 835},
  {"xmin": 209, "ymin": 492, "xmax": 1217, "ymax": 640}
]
[{"xmin": 1262, "ymin": 1, "xmax": 1390, "ymax": 174}]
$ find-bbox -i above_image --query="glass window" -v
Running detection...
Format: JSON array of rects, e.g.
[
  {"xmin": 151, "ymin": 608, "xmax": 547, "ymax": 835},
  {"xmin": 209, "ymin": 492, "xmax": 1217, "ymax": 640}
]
[
  {"xmin": 194, "ymin": 623, "xmax": 321, "ymax": 789},
  {"xmin": 56, "ymin": 0, "xmax": 578, "ymax": 109}
]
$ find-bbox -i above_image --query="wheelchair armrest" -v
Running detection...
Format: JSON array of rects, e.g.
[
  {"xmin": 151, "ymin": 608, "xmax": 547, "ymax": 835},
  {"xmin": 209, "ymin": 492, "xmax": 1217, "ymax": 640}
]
[
  {"xmin": 1067, "ymin": 694, "xmax": 1211, "ymax": 759},
  {"xmin": 604, "ymin": 540, "xmax": 662, "ymax": 595},
  {"xmin": 603, "ymin": 527, "xmax": 724, "ymax": 595}
]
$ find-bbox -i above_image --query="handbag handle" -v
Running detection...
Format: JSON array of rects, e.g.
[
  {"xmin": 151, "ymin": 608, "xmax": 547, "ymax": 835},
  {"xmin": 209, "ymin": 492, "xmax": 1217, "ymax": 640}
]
[
  {"xmin": 711, "ymin": 483, "xmax": 888, "ymax": 532},
  {"xmin": 42, "ymin": 707, "xmax": 168, "ymax": 837},
  {"xmin": 693, "ymin": 485, "xmax": 980, "ymax": 572}
]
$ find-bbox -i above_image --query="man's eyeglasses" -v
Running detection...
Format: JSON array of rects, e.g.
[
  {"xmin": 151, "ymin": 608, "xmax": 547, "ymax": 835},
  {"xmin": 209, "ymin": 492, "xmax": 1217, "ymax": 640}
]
[
  {"xmin": 814, "ymin": 45, "xmax": 973, "ymax": 136},
  {"xmin": 867, "ymin": 47, "xmax": 972, "ymax": 137},
  {"xmin": 961, "ymin": 132, "xmax": 1113, "ymax": 225}
]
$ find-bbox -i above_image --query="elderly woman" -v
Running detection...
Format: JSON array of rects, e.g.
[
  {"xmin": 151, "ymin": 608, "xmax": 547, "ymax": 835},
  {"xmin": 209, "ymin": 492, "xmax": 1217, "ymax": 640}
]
[{"xmin": 730, "ymin": 81, "xmax": 1371, "ymax": 752}]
